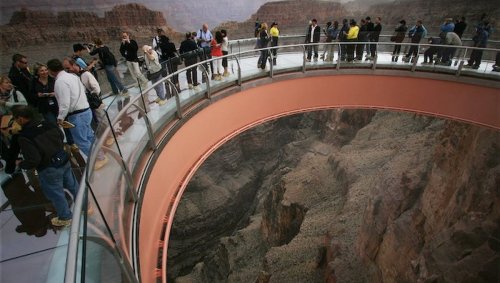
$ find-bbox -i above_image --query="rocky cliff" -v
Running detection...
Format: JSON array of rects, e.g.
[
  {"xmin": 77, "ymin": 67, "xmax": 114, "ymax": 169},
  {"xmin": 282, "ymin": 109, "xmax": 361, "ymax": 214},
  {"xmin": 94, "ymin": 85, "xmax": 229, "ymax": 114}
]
[
  {"xmin": 167, "ymin": 109, "xmax": 499, "ymax": 282},
  {"xmin": 0, "ymin": 4, "xmax": 178, "ymax": 50}
]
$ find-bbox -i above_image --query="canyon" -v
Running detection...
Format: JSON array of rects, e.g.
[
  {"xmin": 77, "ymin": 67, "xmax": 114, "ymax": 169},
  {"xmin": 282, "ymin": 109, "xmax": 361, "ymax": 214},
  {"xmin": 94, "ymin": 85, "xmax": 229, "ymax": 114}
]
[{"xmin": 167, "ymin": 109, "xmax": 499, "ymax": 282}]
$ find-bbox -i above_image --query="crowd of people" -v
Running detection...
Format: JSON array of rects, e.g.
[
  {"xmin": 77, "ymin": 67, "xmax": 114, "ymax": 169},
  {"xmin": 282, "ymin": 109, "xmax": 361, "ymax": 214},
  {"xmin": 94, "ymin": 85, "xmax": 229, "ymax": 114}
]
[
  {"xmin": 0, "ymin": 14, "xmax": 498, "ymax": 237},
  {"xmin": 254, "ymin": 14, "xmax": 497, "ymax": 70}
]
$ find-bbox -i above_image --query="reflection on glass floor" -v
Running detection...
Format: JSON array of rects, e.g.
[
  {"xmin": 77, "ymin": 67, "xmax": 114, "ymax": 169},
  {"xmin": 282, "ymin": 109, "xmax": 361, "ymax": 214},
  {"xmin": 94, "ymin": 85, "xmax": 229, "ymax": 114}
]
[{"xmin": 1, "ymin": 48, "xmax": 498, "ymax": 283}]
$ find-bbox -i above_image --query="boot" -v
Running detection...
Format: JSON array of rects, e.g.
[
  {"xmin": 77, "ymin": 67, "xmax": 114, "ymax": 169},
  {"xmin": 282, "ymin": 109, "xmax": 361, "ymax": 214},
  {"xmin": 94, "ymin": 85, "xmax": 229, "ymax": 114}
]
[{"xmin": 273, "ymin": 58, "xmax": 277, "ymax": 66}]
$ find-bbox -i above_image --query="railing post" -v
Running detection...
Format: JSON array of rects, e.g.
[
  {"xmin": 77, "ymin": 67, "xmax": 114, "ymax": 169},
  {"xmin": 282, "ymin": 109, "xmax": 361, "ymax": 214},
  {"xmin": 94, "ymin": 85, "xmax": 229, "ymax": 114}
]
[
  {"xmin": 199, "ymin": 64, "xmax": 211, "ymax": 99},
  {"xmin": 269, "ymin": 48, "xmax": 274, "ymax": 78},
  {"xmin": 336, "ymin": 43, "xmax": 341, "ymax": 70},
  {"xmin": 411, "ymin": 44, "xmax": 419, "ymax": 72},
  {"xmin": 302, "ymin": 45, "xmax": 306, "ymax": 73},
  {"xmin": 164, "ymin": 79, "xmax": 183, "ymax": 119},
  {"xmin": 233, "ymin": 55, "xmax": 242, "ymax": 86}
]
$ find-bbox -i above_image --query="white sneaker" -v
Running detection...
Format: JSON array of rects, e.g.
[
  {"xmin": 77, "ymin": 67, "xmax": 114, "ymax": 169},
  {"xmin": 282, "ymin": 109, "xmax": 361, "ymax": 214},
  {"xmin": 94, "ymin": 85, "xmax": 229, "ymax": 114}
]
[
  {"xmin": 188, "ymin": 84, "xmax": 193, "ymax": 89},
  {"xmin": 194, "ymin": 85, "xmax": 201, "ymax": 91}
]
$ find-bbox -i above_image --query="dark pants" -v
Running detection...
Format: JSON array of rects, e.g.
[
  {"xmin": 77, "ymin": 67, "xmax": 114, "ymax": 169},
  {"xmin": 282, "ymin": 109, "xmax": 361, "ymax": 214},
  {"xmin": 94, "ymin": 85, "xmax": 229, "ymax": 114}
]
[
  {"xmin": 424, "ymin": 46, "xmax": 439, "ymax": 63},
  {"xmin": 355, "ymin": 42, "xmax": 364, "ymax": 60},
  {"xmin": 4, "ymin": 134, "xmax": 20, "ymax": 174},
  {"xmin": 392, "ymin": 43, "xmax": 403, "ymax": 56},
  {"xmin": 347, "ymin": 40, "xmax": 356, "ymax": 61},
  {"xmin": 441, "ymin": 47, "xmax": 456, "ymax": 63},
  {"xmin": 199, "ymin": 46, "xmax": 214, "ymax": 74},
  {"xmin": 306, "ymin": 44, "xmax": 319, "ymax": 60},
  {"xmin": 407, "ymin": 45, "xmax": 419, "ymax": 58},
  {"xmin": 340, "ymin": 41, "xmax": 347, "ymax": 60},
  {"xmin": 222, "ymin": 51, "xmax": 228, "ymax": 68},
  {"xmin": 259, "ymin": 49, "xmax": 269, "ymax": 68},
  {"xmin": 271, "ymin": 37, "xmax": 278, "ymax": 60},
  {"xmin": 468, "ymin": 49, "xmax": 483, "ymax": 67},
  {"xmin": 370, "ymin": 40, "xmax": 378, "ymax": 57},
  {"xmin": 184, "ymin": 57, "xmax": 198, "ymax": 85}
]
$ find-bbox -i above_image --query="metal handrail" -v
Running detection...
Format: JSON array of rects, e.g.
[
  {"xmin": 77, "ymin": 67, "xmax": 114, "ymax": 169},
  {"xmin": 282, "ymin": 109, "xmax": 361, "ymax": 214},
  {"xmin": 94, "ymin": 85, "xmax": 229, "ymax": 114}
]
[{"xmin": 65, "ymin": 40, "xmax": 500, "ymax": 283}]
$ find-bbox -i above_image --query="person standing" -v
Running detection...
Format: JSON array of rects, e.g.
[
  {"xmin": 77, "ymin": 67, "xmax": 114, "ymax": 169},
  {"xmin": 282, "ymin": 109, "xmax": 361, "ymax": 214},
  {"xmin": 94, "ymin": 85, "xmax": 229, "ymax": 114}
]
[
  {"xmin": 31, "ymin": 63, "xmax": 58, "ymax": 125},
  {"xmin": 196, "ymin": 24, "xmax": 214, "ymax": 80},
  {"xmin": 14, "ymin": 105, "xmax": 79, "ymax": 228},
  {"xmin": 47, "ymin": 58, "xmax": 95, "ymax": 158},
  {"xmin": 158, "ymin": 35, "xmax": 180, "ymax": 92},
  {"xmin": 0, "ymin": 75, "xmax": 28, "ymax": 174},
  {"xmin": 269, "ymin": 23, "xmax": 280, "ymax": 65},
  {"xmin": 467, "ymin": 26, "xmax": 489, "ymax": 69},
  {"xmin": 323, "ymin": 21, "xmax": 339, "ymax": 62},
  {"xmin": 120, "ymin": 32, "xmax": 148, "ymax": 88},
  {"xmin": 391, "ymin": 20, "xmax": 407, "ymax": 62},
  {"xmin": 179, "ymin": 32, "xmax": 200, "ymax": 90},
  {"xmin": 9, "ymin": 54, "xmax": 35, "ymax": 106},
  {"xmin": 404, "ymin": 20, "xmax": 426, "ymax": 63},
  {"xmin": 62, "ymin": 58, "xmax": 109, "ymax": 170},
  {"xmin": 367, "ymin": 17, "xmax": 382, "ymax": 60},
  {"xmin": 221, "ymin": 29, "xmax": 230, "ymax": 76},
  {"xmin": 72, "ymin": 43, "xmax": 98, "ymax": 80},
  {"xmin": 346, "ymin": 20, "xmax": 359, "ymax": 62},
  {"xmin": 142, "ymin": 45, "xmax": 167, "ymax": 105},
  {"xmin": 152, "ymin": 28, "xmax": 164, "ymax": 58},
  {"xmin": 454, "ymin": 17, "xmax": 467, "ymax": 38},
  {"xmin": 89, "ymin": 38, "xmax": 128, "ymax": 96},
  {"xmin": 257, "ymin": 23, "xmax": 270, "ymax": 69},
  {"xmin": 356, "ymin": 19, "xmax": 368, "ymax": 61},
  {"xmin": 440, "ymin": 32, "xmax": 462, "ymax": 65},
  {"xmin": 440, "ymin": 18, "xmax": 455, "ymax": 33},
  {"xmin": 306, "ymin": 19, "xmax": 321, "ymax": 62},
  {"xmin": 338, "ymin": 19, "xmax": 349, "ymax": 61},
  {"xmin": 211, "ymin": 31, "xmax": 224, "ymax": 81}
]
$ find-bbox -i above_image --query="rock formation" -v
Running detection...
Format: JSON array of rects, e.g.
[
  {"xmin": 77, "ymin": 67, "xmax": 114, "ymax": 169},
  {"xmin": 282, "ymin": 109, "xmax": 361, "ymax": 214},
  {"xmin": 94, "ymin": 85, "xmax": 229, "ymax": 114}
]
[
  {"xmin": 167, "ymin": 109, "xmax": 499, "ymax": 282},
  {"xmin": 0, "ymin": 4, "xmax": 178, "ymax": 51}
]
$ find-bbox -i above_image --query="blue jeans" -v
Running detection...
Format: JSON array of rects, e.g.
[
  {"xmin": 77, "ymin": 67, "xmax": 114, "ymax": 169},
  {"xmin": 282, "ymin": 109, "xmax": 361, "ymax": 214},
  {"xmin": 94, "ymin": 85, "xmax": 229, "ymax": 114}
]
[
  {"xmin": 38, "ymin": 161, "xmax": 79, "ymax": 220},
  {"xmin": 151, "ymin": 75, "xmax": 166, "ymax": 100},
  {"xmin": 67, "ymin": 109, "xmax": 94, "ymax": 157},
  {"xmin": 104, "ymin": 65, "xmax": 125, "ymax": 94}
]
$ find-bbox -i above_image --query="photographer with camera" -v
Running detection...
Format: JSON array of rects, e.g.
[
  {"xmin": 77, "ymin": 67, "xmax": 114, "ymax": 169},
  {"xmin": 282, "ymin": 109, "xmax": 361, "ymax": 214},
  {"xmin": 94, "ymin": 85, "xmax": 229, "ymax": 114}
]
[
  {"xmin": 72, "ymin": 43, "xmax": 99, "ymax": 81},
  {"xmin": 120, "ymin": 32, "xmax": 148, "ymax": 88}
]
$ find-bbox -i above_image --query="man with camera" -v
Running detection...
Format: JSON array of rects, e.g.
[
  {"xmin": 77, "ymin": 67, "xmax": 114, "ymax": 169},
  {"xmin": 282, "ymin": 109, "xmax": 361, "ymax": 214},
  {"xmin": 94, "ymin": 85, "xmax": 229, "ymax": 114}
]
[
  {"xmin": 72, "ymin": 43, "xmax": 99, "ymax": 81},
  {"xmin": 120, "ymin": 32, "xmax": 148, "ymax": 88}
]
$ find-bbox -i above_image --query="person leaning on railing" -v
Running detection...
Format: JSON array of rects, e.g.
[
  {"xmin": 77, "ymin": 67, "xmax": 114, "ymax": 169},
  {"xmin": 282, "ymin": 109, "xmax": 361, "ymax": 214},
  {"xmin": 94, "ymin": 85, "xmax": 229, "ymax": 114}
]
[
  {"xmin": 179, "ymin": 32, "xmax": 201, "ymax": 91},
  {"xmin": 403, "ymin": 20, "xmax": 426, "ymax": 63},
  {"xmin": 221, "ymin": 29, "xmax": 230, "ymax": 77},
  {"xmin": 391, "ymin": 20, "xmax": 407, "ymax": 62},
  {"xmin": 346, "ymin": 20, "xmax": 359, "ymax": 62},
  {"xmin": 269, "ymin": 22, "xmax": 279, "ymax": 66}
]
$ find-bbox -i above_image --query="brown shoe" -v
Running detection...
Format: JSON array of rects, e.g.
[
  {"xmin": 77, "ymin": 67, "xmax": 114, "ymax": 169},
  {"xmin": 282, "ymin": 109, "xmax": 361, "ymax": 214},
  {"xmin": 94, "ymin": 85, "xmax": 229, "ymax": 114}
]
[{"xmin": 51, "ymin": 217, "xmax": 72, "ymax": 227}]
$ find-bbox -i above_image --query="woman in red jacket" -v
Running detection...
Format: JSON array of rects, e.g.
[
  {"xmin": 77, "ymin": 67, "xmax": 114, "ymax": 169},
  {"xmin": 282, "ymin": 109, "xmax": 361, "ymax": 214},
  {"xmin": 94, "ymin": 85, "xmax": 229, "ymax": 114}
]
[{"xmin": 210, "ymin": 31, "xmax": 224, "ymax": 81}]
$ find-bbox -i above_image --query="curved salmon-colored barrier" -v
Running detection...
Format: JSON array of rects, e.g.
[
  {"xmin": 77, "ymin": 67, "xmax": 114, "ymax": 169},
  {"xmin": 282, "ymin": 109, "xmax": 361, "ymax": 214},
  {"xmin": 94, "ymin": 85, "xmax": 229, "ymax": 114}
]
[{"xmin": 139, "ymin": 75, "xmax": 499, "ymax": 283}]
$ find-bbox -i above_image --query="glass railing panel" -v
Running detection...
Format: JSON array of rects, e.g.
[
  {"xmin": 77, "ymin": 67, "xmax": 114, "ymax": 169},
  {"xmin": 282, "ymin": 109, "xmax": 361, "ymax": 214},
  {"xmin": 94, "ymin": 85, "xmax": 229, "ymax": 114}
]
[{"xmin": 82, "ymin": 188, "xmax": 130, "ymax": 282}]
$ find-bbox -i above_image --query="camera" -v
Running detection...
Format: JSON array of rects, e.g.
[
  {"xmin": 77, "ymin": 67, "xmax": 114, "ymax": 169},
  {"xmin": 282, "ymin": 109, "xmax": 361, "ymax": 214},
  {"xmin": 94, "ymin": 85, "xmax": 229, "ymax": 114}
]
[{"xmin": 82, "ymin": 43, "xmax": 96, "ymax": 49}]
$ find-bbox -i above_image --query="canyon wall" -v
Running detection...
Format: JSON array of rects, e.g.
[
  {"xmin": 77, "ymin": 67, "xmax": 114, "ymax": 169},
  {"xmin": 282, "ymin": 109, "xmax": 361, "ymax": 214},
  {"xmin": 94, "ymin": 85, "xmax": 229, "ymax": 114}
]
[
  {"xmin": 0, "ymin": 4, "xmax": 178, "ymax": 51},
  {"xmin": 167, "ymin": 109, "xmax": 499, "ymax": 282}
]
